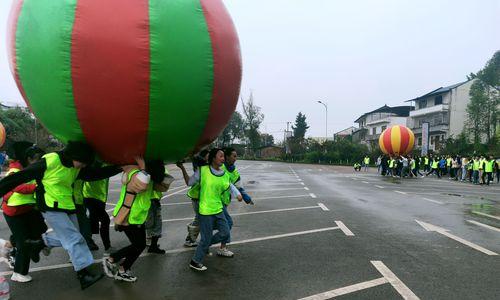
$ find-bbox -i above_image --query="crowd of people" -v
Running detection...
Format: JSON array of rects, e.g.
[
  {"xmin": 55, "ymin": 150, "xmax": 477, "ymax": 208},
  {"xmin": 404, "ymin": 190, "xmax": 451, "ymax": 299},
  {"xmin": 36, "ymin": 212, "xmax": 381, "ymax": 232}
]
[
  {"xmin": 369, "ymin": 154, "xmax": 500, "ymax": 185},
  {"xmin": 0, "ymin": 141, "xmax": 251, "ymax": 291}
]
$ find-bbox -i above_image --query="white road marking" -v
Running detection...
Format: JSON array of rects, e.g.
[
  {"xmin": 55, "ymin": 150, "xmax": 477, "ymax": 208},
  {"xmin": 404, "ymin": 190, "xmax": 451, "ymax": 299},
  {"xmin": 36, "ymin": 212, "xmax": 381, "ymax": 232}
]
[
  {"xmin": 247, "ymin": 187, "xmax": 308, "ymax": 193},
  {"xmin": 298, "ymin": 277, "xmax": 388, "ymax": 299},
  {"xmin": 300, "ymin": 182, "xmax": 305, "ymax": 186},
  {"xmin": 299, "ymin": 260, "xmax": 419, "ymax": 299},
  {"xmin": 362, "ymin": 181, "xmax": 369, "ymax": 184},
  {"xmin": 394, "ymin": 191, "xmax": 407, "ymax": 195},
  {"xmin": 421, "ymin": 198, "xmax": 444, "ymax": 205},
  {"xmin": 472, "ymin": 211, "xmax": 500, "ymax": 221},
  {"xmin": 309, "ymin": 193, "xmax": 317, "ymax": 198},
  {"xmin": 106, "ymin": 208, "xmax": 114, "ymax": 212},
  {"xmin": 255, "ymin": 194, "xmax": 313, "ymax": 201},
  {"xmin": 335, "ymin": 221, "xmax": 355, "ymax": 236},
  {"xmin": 318, "ymin": 203, "xmax": 329, "ymax": 211},
  {"xmin": 106, "ymin": 203, "xmax": 116, "ymax": 206},
  {"xmin": 162, "ymin": 186, "xmax": 190, "ymax": 199},
  {"xmin": 318, "ymin": 169, "xmax": 323, "ymax": 171},
  {"xmin": 466, "ymin": 220, "xmax": 500, "ymax": 233},
  {"xmin": 2, "ymin": 226, "xmax": 341, "ymax": 276},
  {"xmin": 162, "ymin": 205, "xmax": 322, "ymax": 223},
  {"xmin": 374, "ymin": 185, "xmax": 385, "ymax": 189},
  {"xmin": 371, "ymin": 261, "xmax": 420, "ymax": 300},
  {"xmin": 415, "ymin": 220, "xmax": 498, "ymax": 255},
  {"xmin": 298, "ymin": 179, "xmax": 303, "ymax": 182},
  {"xmin": 304, "ymin": 187, "xmax": 310, "ymax": 191}
]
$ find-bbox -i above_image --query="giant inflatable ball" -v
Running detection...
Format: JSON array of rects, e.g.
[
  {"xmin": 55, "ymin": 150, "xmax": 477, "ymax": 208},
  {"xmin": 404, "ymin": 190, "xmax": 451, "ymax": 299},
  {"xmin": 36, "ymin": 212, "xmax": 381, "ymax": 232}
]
[
  {"xmin": 7, "ymin": 0, "xmax": 241, "ymax": 164},
  {"xmin": 379, "ymin": 125, "xmax": 415, "ymax": 156}
]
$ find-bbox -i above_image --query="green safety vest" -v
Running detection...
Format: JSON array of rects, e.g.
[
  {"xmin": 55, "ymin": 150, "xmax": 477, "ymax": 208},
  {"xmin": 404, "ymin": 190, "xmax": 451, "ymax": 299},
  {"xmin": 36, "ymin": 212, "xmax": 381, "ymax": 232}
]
[
  {"xmin": 42, "ymin": 153, "xmax": 80, "ymax": 211},
  {"xmin": 364, "ymin": 157, "xmax": 370, "ymax": 164},
  {"xmin": 113, "ymin": 169, "xmax": 153, "ymax": 225},
  {"xmin": 446, "ymin": 158, "xmax": 452, "ymax": 167},
  {"xmin": 221, "ymin": 164, "xmax": 240, "ymax": 206},
  {"xmin": 424, "ymin": 157, "xmax": 429, "ymax": 165},
  {"xmin": 411, "ymin": 160, "xmax": 416, "ymax": 170},
  {"xmin": 187, "ymin": 184, "xmax": 200, "ymax": 200},
  {"xmin": 431, "ymin": 160, "xmax": 439, "ymax": 169},
  {"xmin": 73, "ymin": 179, "xmax": 84, "ymax": 206},
  {"xmin": 5, "ymin": 168, "xmax": 36, "ymax": 207},
  {"xmin": 485, "ymin": 160, "xmax": 494, "ymax": 173},
  {"xmin": 472, "ymin": 160, "xmax": 480, "ymax": 171},
  {"xmin": 389, "ymin": 160, "xmax": 394, "ymax": 168},
  {"xmin": 83, "ymin": 179, "xmax": 109, "ymax": 202},
  {"xmin": 198, "ymin": 166, "xmax": 230, "ymax": 216}
]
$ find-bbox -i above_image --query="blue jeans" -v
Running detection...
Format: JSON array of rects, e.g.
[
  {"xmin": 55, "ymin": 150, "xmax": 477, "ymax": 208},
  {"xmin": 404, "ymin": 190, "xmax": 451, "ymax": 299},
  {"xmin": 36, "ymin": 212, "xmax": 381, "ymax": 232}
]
[
  {"xmin": 222, "ymin": 206, "xmax": 233, "ymax": 244},
  {"xmin": 192, "ymin": 212, "xmax": 230, "ymax": 264},
  {"xmin": 42, "ymin": 211, "xmax": 94, "ymax": 272}
]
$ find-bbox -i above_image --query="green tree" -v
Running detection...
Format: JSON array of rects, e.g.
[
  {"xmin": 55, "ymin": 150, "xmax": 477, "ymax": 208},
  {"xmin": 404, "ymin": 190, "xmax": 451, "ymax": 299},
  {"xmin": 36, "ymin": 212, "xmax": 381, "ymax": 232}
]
[
  {"xmin": 292, "ymin": 112, "xmax": 309, "ymax": 140},
  {"xmin": 466, "ymin": 51, "xmax": 500, "ymax": 144},
  {"xmin": 218, "ymin": 111, "xmax": 244, "ymax": 146},
  {"xmin": 0, "ymin": 106, "xmax": 60, "ymax": 151},
  {"xmin": 260, "ymin": 133, "xmax": 274, "ymax": 147},
  {"xmin": 242, "ymin": 93, "xmax": 264, "ymax": 151}
]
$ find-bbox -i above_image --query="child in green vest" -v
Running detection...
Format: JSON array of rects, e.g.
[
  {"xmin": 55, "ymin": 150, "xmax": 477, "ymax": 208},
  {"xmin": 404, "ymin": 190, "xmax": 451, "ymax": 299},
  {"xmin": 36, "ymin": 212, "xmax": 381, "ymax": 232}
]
[
  {"xmin": 103, "ymin": 160, "xmax": 168, "ymax": 282},
  {"xmin": 189, "ymin": 149, "xmax": 242, "ymax": 272}
]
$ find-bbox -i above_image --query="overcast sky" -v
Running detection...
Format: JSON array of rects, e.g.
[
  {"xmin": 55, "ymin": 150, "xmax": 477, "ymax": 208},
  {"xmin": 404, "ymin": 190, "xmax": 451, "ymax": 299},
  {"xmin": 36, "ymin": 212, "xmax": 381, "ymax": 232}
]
[{"xmin": 1, "ymin": 0, "xmax": 499, "ymax": 141}]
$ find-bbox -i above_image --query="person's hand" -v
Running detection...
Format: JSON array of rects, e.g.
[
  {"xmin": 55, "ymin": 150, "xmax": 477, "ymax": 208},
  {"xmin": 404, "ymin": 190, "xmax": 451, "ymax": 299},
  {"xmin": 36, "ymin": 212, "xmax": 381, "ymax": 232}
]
[
  {"xmin": 134, "ymin": 156, "xmax": 146, "ymax": 170},
  {"xmin": 121, "ymin": 165, "xmax": 137, "ymax": 174},
  {"xmin": 127, "ymin": 173, "xmax": 148, "ymax": 193},
  {"xmin": 237, "ymin": 194, "xmax": 243, "ymax": 202}
]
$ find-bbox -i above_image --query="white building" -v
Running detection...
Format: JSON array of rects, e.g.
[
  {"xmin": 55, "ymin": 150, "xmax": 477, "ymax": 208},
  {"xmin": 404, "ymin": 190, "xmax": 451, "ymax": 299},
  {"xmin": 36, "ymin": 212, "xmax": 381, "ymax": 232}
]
[
  {"xmin": 352, "ymin": 105, "xmax": 413, "ymax": 149},
  {"xmin": 405, "ymin": 80, "xmax": 475, "ymax": 152},
  {"xmin": 333, "ymin": 126, "xmax": 357, "ymax": 141}
]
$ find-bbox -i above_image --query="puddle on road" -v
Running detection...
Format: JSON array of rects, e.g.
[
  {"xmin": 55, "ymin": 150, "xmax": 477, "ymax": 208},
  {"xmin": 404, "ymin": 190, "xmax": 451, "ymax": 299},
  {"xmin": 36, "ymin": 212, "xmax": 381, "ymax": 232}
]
[{"xmin": 466, "ymin": 203, "xmax": 500, "ymax": 218}]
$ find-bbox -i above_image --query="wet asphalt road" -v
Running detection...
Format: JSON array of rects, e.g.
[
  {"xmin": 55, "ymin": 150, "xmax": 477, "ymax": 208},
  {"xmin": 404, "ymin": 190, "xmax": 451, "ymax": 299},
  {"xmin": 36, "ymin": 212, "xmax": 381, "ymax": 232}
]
[{"xmin": 1, "ymin": 161, "xmax": 499, "ymax": 299}]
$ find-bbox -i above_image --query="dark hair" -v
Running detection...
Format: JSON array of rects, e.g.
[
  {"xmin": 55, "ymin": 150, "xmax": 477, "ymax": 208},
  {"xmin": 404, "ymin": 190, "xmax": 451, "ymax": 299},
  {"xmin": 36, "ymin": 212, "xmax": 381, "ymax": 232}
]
[
  {"xmin": 223, "ymin": 147, "xmax": 236, "ymax": 158},
  {"xmin": 199, "ymin": 149, "xmax": 209, "ymax": 159},
  {"xmin": 23, "ymin": 146, "xmax": 45, "ymax": 166},
  {"xmin": 63, "ymin": 141, "xmax": 95, "ymax": 165},
  {"xmin": 208, "ymin": 148, "xmax": 223, "ymax": 165},
  {"xmin": 146, "ymin": 160, "xmax": 165, "ymax": 184}
]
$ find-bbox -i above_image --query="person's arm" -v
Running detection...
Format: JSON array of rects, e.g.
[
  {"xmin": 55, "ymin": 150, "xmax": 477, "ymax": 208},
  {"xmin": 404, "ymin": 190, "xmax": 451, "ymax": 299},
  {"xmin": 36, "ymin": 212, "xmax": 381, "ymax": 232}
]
[
  {"xmin": 229, "ymin": 183, "xmax": 242, "ymax": 201},
  {"xmin": 11, "ymin": 183, "xmax": 37, "ymax": 195},
  {"xmin": 78, "ymin": 165, "xmax": 122, "ymax": 181},
  {"xmin": 176, "ymin": 162, "xmax": 190, "ymax": 185},
  {"xmin": 187, "ymin": 170, "xmax": 200, "ymax": 186},
  {"xmin": 0, "ymin": 161, "xmax": 45, "ymax": 198}
]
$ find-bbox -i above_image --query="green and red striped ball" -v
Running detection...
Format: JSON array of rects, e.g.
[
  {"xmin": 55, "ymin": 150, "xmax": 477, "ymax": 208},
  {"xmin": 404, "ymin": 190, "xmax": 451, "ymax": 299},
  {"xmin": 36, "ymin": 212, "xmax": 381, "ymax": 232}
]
[
  {"xmin": 7, "ymin": 0, "xmax": 241, "ymax": 164},
  {"xmin": 379, "ymin": 125, "xmax": 415, "ymax": 156}
]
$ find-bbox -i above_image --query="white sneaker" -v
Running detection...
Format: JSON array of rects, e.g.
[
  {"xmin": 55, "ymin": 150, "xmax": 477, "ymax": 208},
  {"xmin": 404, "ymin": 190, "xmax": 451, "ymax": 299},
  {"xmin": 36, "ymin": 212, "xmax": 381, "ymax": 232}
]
[
  {"xmin": 11, "ymin": 272, "xmax": 32, "ymax": 282},
  {"xmin": 216, "ymin": 248, "xmax": 234, "ymax": 258}
]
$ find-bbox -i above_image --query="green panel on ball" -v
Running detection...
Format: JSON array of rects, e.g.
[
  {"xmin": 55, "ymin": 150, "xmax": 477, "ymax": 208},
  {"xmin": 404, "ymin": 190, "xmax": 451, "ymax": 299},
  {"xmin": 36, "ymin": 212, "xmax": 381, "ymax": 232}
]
[
  {"xmin": 15, "ymin": 0, "xmax": 84, "ymax": 142},
  {"xmin": 146, "ymin": 0, "xmax": 214, "ymax": 160}
]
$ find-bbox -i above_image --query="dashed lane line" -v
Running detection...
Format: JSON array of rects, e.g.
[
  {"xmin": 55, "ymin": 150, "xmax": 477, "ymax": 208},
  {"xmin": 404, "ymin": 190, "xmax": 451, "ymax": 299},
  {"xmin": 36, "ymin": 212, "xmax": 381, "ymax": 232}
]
[
  {"xmin": 394, "ymin": 191, "xmax": 407, "ymax": 195},
  {"xmin": 318, "ymin": 203, "xmax": 329, "ymax": 211},
  {"xmin": 304, "ymin": 187, "xmax": 310, "ymax": 191},
  {"xmin": 466, "ymin": 220, "xmax": 500, "ymax": 233},
  {"xmin": 334, "ymin": 221, "xmax": 355, "ymax": 236},
  {"xmin": 421, "ymin": 198, "xmax": 444, "ymax": 205},
  {"xmin": 374, "ymin": 185, "xmax": 385, "ymax": 189},
  {"xmin": 309, "ymin": 193, "xmax": 317, "ymax": 198},
  {"xmin": 472, "ymin": 211, "xmax": 500, "ymax": 221}
]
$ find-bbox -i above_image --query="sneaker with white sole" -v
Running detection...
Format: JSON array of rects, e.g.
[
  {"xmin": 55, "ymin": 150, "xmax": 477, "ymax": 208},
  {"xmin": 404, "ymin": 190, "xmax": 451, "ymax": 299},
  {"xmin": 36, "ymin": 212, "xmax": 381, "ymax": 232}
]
[
  {"xmin": 11, "ymin": 272, "xmax": 32, "ymax": 283},
  {"xmin": 216, "ymin": 248, "xmax": 234, "ymax": 258},
  {"xmin": 114, "ymin": 270, "xmax": 137, "ymax": 282},
  {"xmin": 183, "ymin": 240, "xmax": 198, "ymax": 247},
  {"xmin": 102, "ymin": 258, "xmax": 118, "ymax": 278},
  {"xmin": 189, "ymin": 260, "xmax": 207, "ymax": 271}
]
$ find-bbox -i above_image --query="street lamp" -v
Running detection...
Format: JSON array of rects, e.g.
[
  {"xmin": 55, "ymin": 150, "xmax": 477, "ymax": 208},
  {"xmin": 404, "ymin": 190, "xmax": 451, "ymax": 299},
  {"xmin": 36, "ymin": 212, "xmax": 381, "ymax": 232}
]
[{"xmin": 317, "ymin": 100, "xmax": 328, "ymax": 141}]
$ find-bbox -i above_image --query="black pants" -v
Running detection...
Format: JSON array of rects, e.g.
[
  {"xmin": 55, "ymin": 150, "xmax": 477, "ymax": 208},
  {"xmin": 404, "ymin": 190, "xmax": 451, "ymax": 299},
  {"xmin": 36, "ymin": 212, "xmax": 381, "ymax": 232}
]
[
  {"xmin": 427, "ymin": 168, "xmax": 441, "ymax": 178},
  {"xmin": 486, "ymin": 172, "xmax": 493, "ymax": 185},
  {"xmin": 111, "ymin": 225, "xmax": 146, "ymax": 271},
  {"xmin": 75, "ymin": 204, "xmax": 93, "ymax": 245},
  {"xmin": 4, "ymin": 210, "xmax": 47, "ymax": 275},
  {"xmin": 84, "ymin": 198, "xmax": 110, "ymax": 249}
]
